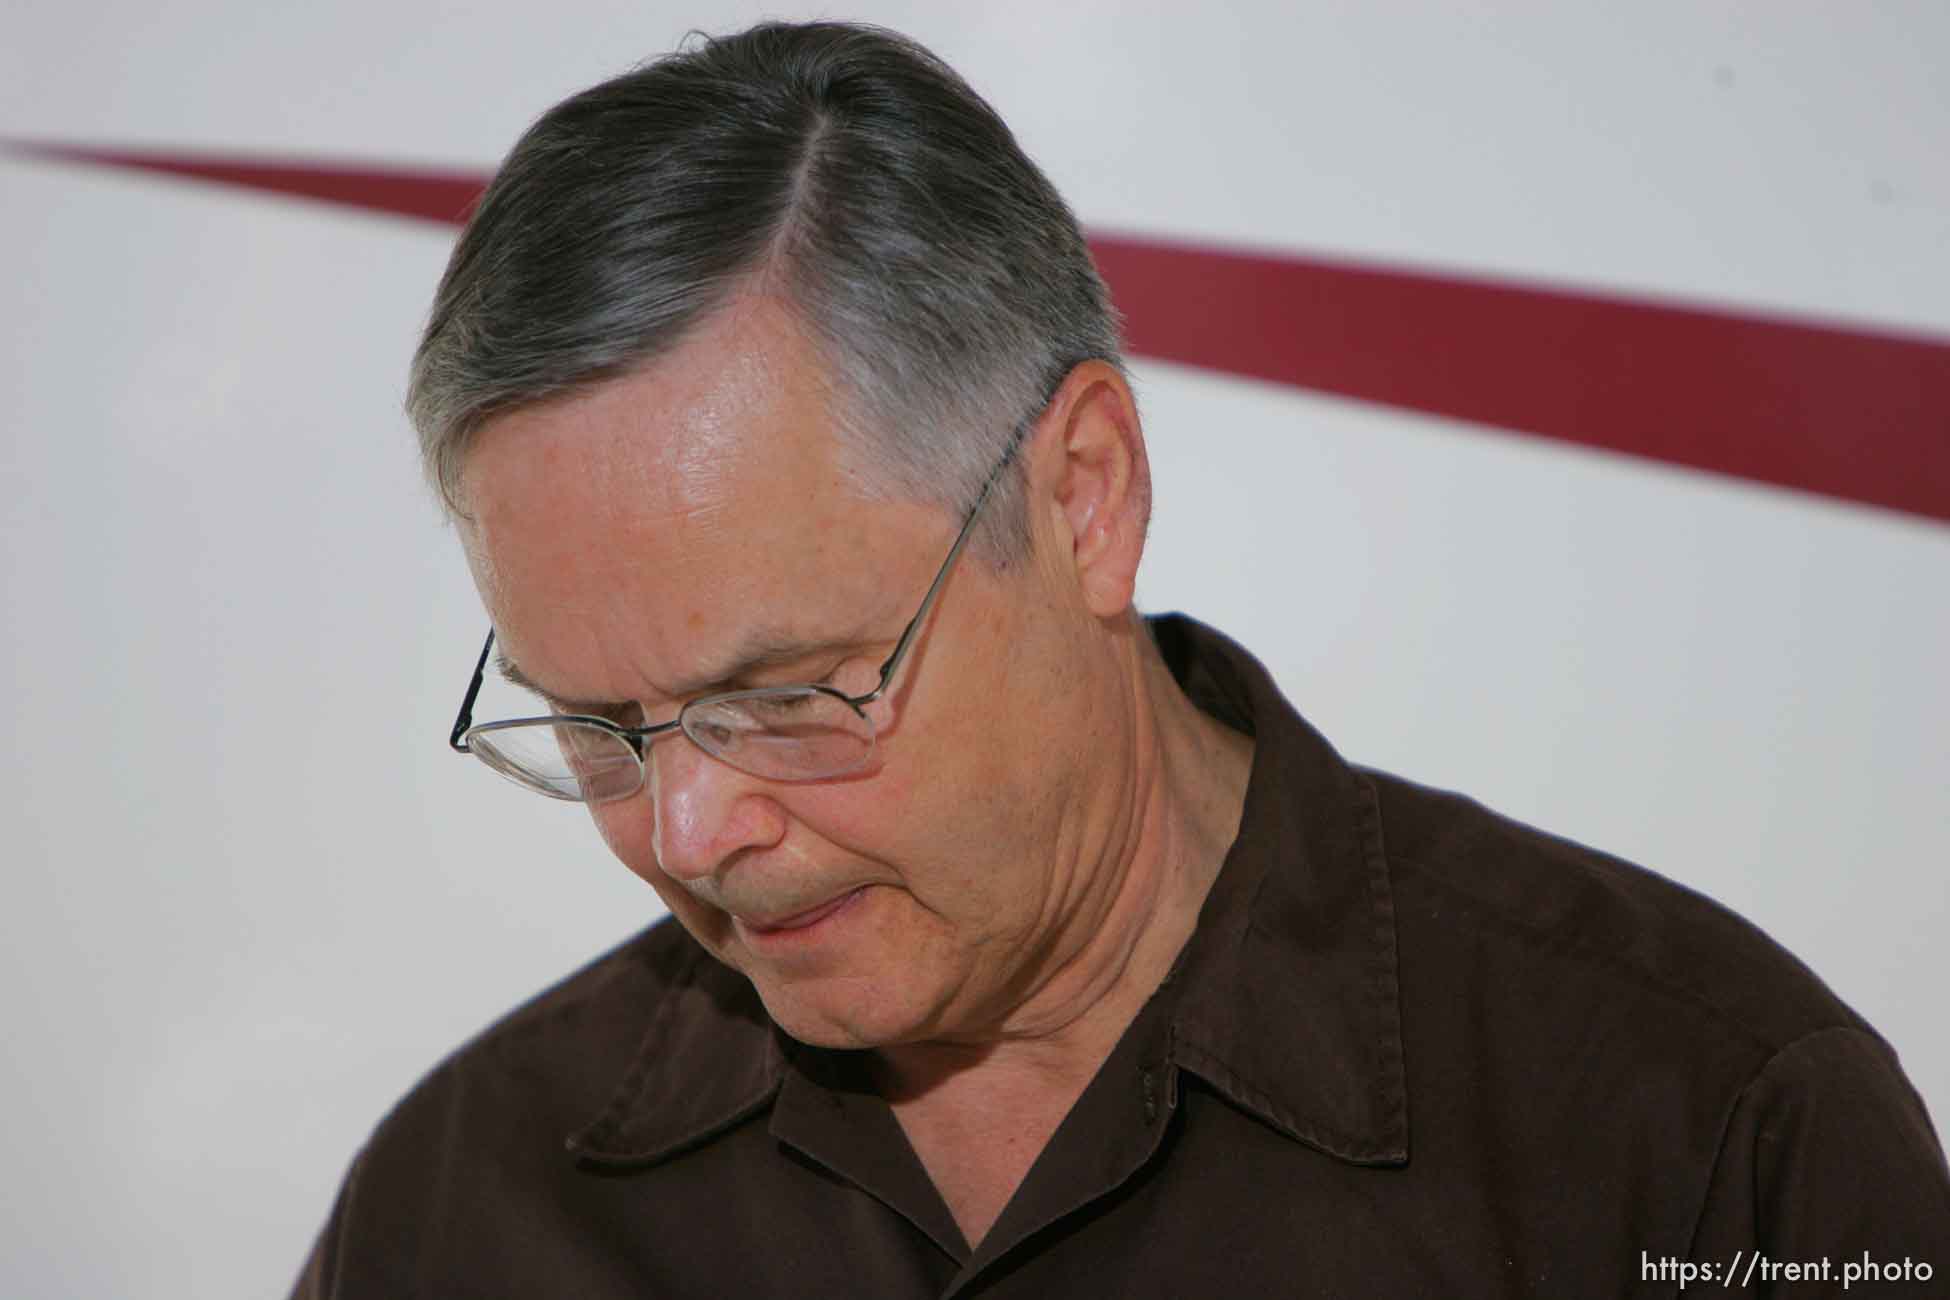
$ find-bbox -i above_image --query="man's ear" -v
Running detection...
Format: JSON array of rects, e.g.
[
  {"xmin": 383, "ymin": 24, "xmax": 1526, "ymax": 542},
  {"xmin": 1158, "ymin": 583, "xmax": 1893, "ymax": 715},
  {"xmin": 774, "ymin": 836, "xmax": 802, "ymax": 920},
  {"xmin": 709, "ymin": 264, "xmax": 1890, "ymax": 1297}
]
[{"xmin": 1028, "ymin": 361, "xmax": 1151, "ymax": 618}]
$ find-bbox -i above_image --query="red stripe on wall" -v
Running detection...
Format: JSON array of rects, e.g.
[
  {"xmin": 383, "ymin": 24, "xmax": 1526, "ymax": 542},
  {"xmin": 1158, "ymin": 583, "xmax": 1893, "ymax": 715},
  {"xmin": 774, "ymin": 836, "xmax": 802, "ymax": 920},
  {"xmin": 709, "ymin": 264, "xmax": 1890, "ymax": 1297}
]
[
  {"xmin": 8, "ymin": 141, "xmax": 484, "ymax": 226},
  {"xmin": 1091, "ymin": 235, "xmax": 1950, "ymax": 526},
  {"xmin": 11, "ymin": 142, "xmax": 1949, "ymax": 525}
]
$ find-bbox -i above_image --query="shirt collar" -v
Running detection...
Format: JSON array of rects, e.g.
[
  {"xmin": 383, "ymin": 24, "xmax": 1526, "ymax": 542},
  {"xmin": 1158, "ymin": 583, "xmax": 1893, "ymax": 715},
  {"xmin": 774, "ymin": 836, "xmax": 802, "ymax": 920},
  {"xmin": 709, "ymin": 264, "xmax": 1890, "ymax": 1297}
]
[
  {"xmin": 567, "ymin": 613, "xmax": 1408, "ymax": 1169},
  {"xmin": 1150, "ymin": 614, "xmax": 1408, "ymax": 1166},
  {"xmin": 565, "ymin": 939, "xmax": 786, "ymax": 1166}
]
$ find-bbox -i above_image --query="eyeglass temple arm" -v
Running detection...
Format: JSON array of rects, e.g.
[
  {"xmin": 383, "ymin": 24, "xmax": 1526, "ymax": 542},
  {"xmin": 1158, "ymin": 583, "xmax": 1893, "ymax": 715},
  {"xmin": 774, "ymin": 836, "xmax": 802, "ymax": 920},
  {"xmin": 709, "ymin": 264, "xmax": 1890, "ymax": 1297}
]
[
  {"xmin": 864, "ymin": 437, "xmax": 1018, "ymax": 698},
  {"xmin": 449, "ymin": 629, "xmax": 497, "ymax": 752}
]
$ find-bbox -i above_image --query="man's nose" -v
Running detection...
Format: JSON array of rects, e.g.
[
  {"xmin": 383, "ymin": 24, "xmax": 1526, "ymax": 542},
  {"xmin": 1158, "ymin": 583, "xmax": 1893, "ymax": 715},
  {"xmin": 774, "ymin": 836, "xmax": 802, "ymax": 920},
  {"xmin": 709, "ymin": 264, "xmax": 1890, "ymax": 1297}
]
[{"xmin": 645, "ymin": 733, "xmax": 788, "ymax": 883}]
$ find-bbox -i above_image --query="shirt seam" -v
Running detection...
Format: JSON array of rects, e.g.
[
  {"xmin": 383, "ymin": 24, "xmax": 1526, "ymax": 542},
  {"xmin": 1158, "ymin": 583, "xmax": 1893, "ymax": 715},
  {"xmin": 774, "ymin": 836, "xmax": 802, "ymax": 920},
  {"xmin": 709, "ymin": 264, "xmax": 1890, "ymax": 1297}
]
[
  {"xmin": 1354, "ymin": 771, "xmax": 1410, "ymax": 1160},
  {"xmin": 1679, "ymin": 1024, "xmax": 1894, "ymax": 1264},
  {"xmin": 1394, "ymin": 854, "xmax": 1789, "ymax": 1057}
]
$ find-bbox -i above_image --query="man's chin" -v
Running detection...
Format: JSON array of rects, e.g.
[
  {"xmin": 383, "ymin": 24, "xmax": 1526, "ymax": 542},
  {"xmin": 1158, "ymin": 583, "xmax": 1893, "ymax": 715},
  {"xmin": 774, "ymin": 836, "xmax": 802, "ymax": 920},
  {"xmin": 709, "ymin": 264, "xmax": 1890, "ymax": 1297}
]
[{"xmin": 746, "ymin": 973, "xmax": 932, "ymax": 1051}]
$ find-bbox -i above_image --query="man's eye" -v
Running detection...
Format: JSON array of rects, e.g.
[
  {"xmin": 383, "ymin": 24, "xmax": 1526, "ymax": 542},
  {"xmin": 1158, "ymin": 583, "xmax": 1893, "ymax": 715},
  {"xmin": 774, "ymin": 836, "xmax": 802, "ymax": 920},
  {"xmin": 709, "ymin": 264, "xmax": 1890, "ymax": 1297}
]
[
  {"xmin": 557, "ymin": 700, "xmax": 643, "ymax": 727},
  {"xmin": 734, "ymin": 659, "xmax": 854, "ymax": 695},
  {"xmin": 821, "ymin": 657, "xmax": 878, "ymax": 697},
  {"xmin": 746, "ymin": 692, "xmax": 819, "ymax": 719}
]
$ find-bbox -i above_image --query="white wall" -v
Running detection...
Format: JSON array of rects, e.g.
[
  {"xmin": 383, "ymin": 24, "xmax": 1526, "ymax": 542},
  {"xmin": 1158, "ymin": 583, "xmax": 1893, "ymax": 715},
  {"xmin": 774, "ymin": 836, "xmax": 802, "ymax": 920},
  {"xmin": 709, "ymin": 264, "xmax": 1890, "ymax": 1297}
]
[{"xmin": 3, "ymin": 3, "xmax": 1945, "ymax": 1296}]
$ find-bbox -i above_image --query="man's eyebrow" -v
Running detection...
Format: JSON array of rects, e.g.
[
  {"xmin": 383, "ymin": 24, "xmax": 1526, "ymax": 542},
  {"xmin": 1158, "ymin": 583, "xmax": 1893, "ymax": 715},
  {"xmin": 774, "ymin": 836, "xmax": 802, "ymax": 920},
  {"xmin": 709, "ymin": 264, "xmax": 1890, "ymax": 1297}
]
[
  {"xmin": 495, "ymin": 654, "xmax": 601, "ymax": 711},
  {"xmin": 678, "ymin": 629, "xmax": 873, "ymax": 694},
  {"xmin": 495, "ymin": 632, "xmax": 871, "ymax": 712}
]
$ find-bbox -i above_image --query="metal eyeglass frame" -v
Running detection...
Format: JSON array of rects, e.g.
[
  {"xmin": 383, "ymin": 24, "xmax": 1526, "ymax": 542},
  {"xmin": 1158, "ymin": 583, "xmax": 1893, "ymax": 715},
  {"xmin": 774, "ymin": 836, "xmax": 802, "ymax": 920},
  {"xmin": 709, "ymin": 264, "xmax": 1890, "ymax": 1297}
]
[{"xmin": 446, "ymin": 425, "xmax": 1024, "ymax": 787}]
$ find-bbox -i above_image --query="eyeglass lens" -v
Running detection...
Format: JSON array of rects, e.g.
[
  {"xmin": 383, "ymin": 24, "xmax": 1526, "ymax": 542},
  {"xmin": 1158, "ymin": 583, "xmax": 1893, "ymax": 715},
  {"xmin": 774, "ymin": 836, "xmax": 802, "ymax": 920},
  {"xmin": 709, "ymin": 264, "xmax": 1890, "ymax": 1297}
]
[{"xmin": 466, "ymin": 687, "xmax": 876, "ymax": 802}]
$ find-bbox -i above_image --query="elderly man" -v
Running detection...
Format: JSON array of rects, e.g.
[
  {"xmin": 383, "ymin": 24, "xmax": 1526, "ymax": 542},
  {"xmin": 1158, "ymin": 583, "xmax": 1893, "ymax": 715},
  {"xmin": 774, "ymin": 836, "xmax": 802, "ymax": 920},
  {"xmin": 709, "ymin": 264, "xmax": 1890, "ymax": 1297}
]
[{"xmin": 295, "ymin": 20, "xmax": 1950, "ymax": 1298}]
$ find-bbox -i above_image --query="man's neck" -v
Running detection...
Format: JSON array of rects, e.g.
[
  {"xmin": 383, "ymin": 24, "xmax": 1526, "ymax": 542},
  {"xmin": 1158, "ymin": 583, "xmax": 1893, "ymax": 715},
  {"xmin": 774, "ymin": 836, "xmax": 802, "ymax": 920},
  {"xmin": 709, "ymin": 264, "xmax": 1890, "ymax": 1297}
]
[{"xmin": 869, "ymin": 639, "xmax": 1255, "ymax": 1247}]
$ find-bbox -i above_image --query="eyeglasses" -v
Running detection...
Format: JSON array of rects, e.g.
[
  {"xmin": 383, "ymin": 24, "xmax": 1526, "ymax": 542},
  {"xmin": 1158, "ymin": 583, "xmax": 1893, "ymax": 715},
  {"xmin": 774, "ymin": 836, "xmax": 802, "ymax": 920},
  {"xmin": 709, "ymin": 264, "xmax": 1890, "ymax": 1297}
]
[{"xmin": 446, "ymin": 431, "xmax": 1022, "ymax": 803}]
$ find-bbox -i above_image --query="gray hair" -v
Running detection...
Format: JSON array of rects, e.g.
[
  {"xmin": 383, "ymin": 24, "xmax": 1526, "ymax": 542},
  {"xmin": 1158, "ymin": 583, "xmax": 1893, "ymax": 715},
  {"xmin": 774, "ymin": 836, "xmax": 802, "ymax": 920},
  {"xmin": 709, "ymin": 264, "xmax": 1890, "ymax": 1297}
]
[{"xmin": 406, "ymin": 20, "xmax": 1125, "ymax": 560}]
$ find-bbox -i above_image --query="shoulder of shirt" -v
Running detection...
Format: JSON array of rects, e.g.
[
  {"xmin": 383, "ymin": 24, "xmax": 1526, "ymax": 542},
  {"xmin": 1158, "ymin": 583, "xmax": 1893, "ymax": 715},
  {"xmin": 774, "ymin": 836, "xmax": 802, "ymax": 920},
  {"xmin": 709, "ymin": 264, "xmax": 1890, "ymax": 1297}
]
[{"xmin": 1361, "ymin": 766, "xmax": 1877, "ymax": 1060}]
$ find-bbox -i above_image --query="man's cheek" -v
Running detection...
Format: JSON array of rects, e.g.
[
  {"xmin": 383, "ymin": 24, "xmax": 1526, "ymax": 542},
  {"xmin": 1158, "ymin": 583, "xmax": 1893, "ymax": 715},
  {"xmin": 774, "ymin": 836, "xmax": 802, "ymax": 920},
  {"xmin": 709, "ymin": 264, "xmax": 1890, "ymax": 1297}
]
[{"xmin": 589, "ymin": 800, "xmax": 657, "ymax": 882}]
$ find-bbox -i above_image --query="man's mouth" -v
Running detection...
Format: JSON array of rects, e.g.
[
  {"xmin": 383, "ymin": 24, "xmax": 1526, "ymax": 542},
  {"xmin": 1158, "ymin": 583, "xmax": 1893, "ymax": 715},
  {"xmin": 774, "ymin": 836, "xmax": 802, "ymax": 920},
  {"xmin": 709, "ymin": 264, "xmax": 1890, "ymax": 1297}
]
[{"xmin": 738, "ymin": 887, "xmax": 866, "ymax": 937}]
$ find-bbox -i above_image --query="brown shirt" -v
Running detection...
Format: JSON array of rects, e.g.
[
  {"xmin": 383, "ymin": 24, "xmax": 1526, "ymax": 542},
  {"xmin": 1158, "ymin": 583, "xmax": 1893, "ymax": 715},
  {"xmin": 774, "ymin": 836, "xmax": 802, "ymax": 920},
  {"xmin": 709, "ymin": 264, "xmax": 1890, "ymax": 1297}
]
[{"xmin": 294, "ymin": 615, "xmax": 1950, "ymax": 1297}]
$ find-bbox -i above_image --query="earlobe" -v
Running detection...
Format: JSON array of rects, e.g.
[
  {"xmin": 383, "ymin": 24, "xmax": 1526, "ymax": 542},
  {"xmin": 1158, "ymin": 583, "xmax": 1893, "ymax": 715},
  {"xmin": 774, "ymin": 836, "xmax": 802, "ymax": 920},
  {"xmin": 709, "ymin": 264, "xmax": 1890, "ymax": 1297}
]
[{"xmin": 1039, "ymin": 362, "xmax": 1151, "ymax": 619}]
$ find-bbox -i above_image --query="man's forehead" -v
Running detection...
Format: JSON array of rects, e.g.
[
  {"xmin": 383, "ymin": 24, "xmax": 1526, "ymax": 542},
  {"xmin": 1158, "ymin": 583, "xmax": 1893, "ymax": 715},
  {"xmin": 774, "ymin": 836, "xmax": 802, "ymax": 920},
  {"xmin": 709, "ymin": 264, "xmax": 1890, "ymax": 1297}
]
[
  {"xmin": 452, "ymin": 298, "xmax": 943, "ymax": 707},
  {"xmin": 460, "ymin": 297, "xmax": 844, "ymax": 524}
]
